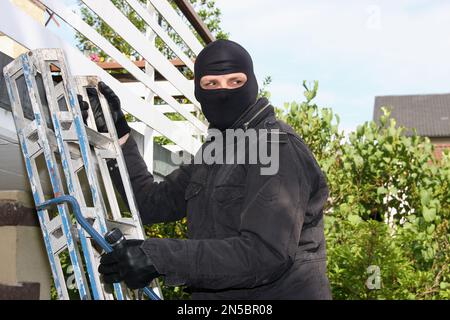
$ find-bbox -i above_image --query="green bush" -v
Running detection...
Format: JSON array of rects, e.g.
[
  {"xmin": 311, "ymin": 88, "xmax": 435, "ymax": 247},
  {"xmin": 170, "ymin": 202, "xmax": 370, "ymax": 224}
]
[{"xmin": 278, "ymin": 82, "xmax": 450, "ymax": 300}]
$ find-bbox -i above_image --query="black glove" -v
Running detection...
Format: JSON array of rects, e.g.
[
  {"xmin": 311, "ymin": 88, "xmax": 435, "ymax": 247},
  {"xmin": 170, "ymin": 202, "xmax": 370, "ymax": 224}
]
[
  {"xmin": 98, "ymin": 239, "xmax": 160, "ymax": 290},
  {"xmin": 77, "ymin": 81, "xmax": 131, "ymax": 138}
]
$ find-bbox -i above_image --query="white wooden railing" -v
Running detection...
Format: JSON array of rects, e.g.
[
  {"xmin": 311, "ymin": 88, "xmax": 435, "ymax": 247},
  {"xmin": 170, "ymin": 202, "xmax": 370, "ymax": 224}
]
[{"xmin": 0, "ymin": 0, "xmax": 209, "ymax": 170}]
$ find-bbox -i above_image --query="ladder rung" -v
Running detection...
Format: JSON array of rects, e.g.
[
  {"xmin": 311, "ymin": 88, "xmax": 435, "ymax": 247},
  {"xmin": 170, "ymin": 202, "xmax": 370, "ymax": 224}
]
[
  {"xmin": 56, "ymin": 112, "xmax": 113, "ymax": 151},
  {"xmin": 47, "ymin": 215, "xmax": 63, "ymax": 233},
  {"xmin": 58, "ymin": 112, "xmax": 75, "ymax": 131},
  {"xmin": 82, "ymin": 207, "xmax": 97, "ymax": 220},
  {"xmin": 54, "ymin": 112, "xmax": 77, "ymax": 141},
  {"xmin": 106, "ymin": 218, "xmax": 140, "ymax": 239},
  {"xmin": 85, "ymin": 127, "xmax": 113, "ymax": 150},
  {"xmin": 27, "ymin": 141, "xmax": 43, "ymax": 159},
  {"xmin": 62, "ymin": 129, "xmax": 79, "ymax": 141},
  {"xmin": 23, "ymin": 121, "xmax": 38, "ymax": 142},
  {"xmin": 46, "ymin": 215, "xmax": 67, "ymax": 255},
  {"xmin": 72, "ymin": 158, "xmax": 84, "ymax": 173},
  {"xmin": 112, "ymin": 217, "xmax": 138, "ymax": 227},
  {"xmin": 97, "ymin": 149, "xmax": 117, "ymax": 159},
  {"xmin": 58, "ymin": 111, "xmax": 73, "ymax": 122},
  {"xmin": 51, "ymin": 233, "xmax": 68, "ymax": 255}
]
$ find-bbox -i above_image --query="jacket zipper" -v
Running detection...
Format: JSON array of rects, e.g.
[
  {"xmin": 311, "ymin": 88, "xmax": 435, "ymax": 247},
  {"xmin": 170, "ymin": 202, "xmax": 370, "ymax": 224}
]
[{"xmin": 243, "ymin": 102, "xmax": 271, "ymax": 131}]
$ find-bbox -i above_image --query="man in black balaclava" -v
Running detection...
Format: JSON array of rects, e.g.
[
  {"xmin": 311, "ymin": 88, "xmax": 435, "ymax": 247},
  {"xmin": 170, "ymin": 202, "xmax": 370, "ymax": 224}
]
[
  {"xmin": 194, "ymin": 40, "xmax": 259, "ymax": 131},
  {"xmin": 95, "ymin": 39, "xmax": 332, "ymax": 300}
]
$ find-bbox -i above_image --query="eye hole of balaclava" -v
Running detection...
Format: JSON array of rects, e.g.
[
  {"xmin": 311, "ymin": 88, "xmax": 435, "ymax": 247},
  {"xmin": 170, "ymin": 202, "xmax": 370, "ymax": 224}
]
[{"xmin": 194, "ymin": 39, "xmax": 259, "ymax": 131}]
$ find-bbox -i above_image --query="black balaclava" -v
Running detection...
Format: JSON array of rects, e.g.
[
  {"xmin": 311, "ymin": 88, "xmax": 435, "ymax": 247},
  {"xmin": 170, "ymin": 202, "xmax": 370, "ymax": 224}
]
[{"xmin": 194, "ymin": 39, "xmax": 259, "ymax": 131}]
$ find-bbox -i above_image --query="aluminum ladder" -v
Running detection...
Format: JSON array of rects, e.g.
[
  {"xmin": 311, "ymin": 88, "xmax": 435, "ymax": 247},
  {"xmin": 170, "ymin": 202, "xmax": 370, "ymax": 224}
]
[{"xmin": 3, "ymin": 48, "xmax": 162, "ymax": 300}]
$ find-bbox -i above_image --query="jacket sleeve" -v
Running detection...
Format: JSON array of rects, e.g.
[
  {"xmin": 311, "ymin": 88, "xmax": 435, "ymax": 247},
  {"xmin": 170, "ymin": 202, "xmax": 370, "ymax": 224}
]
[
  {"xmin": 141, "ymin": 137, "xmax": 315, "ymax": 290},
  {"xmin": 108, "ymin": 135, "xmax": 192, "ymax": 225}
]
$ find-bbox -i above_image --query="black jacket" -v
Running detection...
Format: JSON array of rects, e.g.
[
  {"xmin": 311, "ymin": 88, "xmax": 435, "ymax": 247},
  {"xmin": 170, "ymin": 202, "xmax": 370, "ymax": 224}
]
[{"xmin": 110, "ymin": 98, "xmax": 332, "ymax": 300}]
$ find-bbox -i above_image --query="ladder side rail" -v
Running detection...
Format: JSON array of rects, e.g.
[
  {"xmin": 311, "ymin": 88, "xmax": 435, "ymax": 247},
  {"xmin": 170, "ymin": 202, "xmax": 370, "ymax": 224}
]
[
  {"xmin": 94, "ymin": 78, "xmax": 146, "ymax": 239},
  {"xmin": 78, "ymin": 81, "xmax": 123, "ymax": 224},
  {"xmin": 77, "ymin": 76, "xmax": 160, "ymax": 297},
  {"xmin": 39, "ymin": 49, "xmax": 127, "ymax": 300},
  {"xmin": 3, "ymin": 65, "xmax": 69, "ymax": 300},
  {"xmin": 76, "ymin": 74, "xmax": 163, "ymax": 298},
  {"xmin": 32, "ymin": 51, "xmax": 112, "ymax": 300},
  {"xmin": 4, "ymin": 55, "xmax": 91, "ymax": 300},
  {"xmin": 21, "ymin": 53, "xmax": 92, "ymax": 300}
]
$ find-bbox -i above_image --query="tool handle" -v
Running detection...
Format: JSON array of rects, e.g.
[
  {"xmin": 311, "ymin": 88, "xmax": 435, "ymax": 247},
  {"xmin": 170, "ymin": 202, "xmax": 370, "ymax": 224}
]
[
  {"xmin": 37, "ymin": 195, "xmax": 161, "ymax": 300},
  {"xmin": 105, "ymin": 228, "xmax": 126, "ymax": 248}
]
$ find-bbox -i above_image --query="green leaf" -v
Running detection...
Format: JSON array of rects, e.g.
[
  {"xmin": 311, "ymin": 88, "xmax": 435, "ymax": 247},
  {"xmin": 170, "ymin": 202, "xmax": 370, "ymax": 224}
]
[
  {"xmin": 422, "ymin": 207, "xmax": 436, "ymax": 223},
  {"xmin": 420, "ymin": 190, "xmax": 431, "ymax": 207},
  {"xmin": 354, "ymin": 156, "xmax": 364, "ymax": 168},
  {"xmin": 384, "ymin": 144, "xmax": 394, "ymax": 153},
  {"xmin": 390, "ymin": 187, "xmax": 398, "ymax": 195},
  {"xmin": 388, "ymin": 127, "xmax": 397, "ymax": 137},
  {"xmin": 377, "ymin": 187, "xmax": 388, "ymax": 196},
  {"xmin": 344, "ymin": 162, "xmax": 352, "ymax": 170},
  {"xmin": 429, "ymin": 199, "xmax": 441, "ymax": 211},
  {"xmin": 357, "ymin": 125, "xmax": 364, "ymax": 137},
  {"xmin": 348, "ymin": 214, "xmax": 362, "ymax": 225}
]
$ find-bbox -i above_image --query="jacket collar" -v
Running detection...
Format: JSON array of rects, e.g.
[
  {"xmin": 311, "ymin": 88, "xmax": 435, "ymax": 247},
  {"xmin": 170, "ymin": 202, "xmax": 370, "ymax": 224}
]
[{"xmin": 230, "ymin": 97, "xmax": 274, "ymax": 131}]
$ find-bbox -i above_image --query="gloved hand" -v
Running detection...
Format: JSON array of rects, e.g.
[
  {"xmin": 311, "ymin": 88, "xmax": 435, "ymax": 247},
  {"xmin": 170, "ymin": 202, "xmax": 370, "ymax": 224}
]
[
  {"xmin": 98, "ymin": 239, "xmax": 160, "ymax": 290},
  {"xmin": 77, "ymin": 81, "xmax": 131, "ymax": 138}
]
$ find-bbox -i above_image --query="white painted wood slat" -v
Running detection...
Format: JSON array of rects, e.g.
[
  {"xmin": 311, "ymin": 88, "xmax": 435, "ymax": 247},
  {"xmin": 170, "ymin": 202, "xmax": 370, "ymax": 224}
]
[
  {"xmin": 125, "ymin": 0, "xmax": 195, "ymax": 71},
  {"xmin": 39, "ymin": 0, "xmax": 207, "ymax": 133},
  {"xmin": 147, "ymin": 0, "xmax": 204, "ymax": 55},
  {"xmin": 80, "ymin": 0, "xmax": 199, "ymax": 108}
]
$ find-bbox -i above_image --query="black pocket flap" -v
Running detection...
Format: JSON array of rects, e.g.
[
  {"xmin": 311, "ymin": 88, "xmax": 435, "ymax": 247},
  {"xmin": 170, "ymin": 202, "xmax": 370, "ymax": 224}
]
[{"xmin": 213, "ymin": 185, "xmax": 245, "ymax": 204}]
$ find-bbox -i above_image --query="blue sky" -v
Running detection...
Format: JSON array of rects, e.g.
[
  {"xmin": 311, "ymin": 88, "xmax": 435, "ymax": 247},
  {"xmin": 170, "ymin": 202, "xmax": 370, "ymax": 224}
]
[
  {"xmin": 49, "ymin": 0, "xmax": 450, "ymax": 133},
  {"xmin": 215, "ymin": 0, "xmax": 450, "ymax": 133}
]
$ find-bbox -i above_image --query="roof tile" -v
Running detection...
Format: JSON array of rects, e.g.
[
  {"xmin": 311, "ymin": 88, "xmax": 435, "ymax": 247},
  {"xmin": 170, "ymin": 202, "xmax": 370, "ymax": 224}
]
[{"xmin": 373, "ymin": 93, "xmax": 450, "ymax": 137}]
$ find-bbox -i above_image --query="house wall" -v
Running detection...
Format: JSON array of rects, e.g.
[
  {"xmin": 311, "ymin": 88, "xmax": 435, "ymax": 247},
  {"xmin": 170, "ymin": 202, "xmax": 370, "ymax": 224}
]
[
  {"xmin": 430, "ymin": 137, "xmax": 450, "ymax": 145},
  {"xmin": 430, "ymin": 137, "xmax": 450, "ymax": 160},
  {"xmin": 0, "ymin": 191, "xmax": 52, "ymax": 300},
  {"xmin": 0, "ymin": 1, "xmax": 51, "ymax": 300}
]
